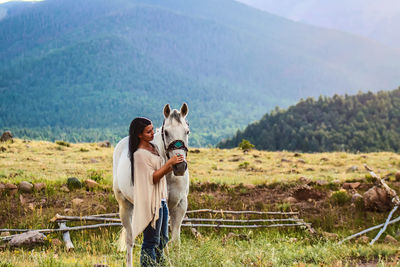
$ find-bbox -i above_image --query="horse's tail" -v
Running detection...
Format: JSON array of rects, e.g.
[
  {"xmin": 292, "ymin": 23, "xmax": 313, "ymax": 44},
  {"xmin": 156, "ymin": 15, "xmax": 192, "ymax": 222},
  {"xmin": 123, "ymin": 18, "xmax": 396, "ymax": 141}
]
[
  {"xmin": 113, "ymin": 136, "xmax": 128, "ymax": 187},
  {"xmin": 112, "ymin": 141, "xmax": 121, "ymax": 185},
  {"xmin": 117, "ymin": 227, "xmax": 127, "ymax": 252}
]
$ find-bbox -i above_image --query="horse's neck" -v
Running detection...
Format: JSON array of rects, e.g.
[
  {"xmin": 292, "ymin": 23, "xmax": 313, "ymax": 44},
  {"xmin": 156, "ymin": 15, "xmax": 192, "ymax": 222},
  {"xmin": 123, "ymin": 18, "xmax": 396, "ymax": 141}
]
[{"xmin": 152, "ymin": 130, "xmax": 167, "ymax": 162}]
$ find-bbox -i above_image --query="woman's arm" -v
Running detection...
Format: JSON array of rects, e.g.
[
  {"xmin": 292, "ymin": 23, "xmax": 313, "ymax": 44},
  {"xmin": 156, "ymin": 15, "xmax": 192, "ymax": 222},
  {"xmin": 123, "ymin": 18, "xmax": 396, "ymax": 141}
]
[{"xmin": 153, "ymin": 154, "xmax": 184, "ymax": 184}]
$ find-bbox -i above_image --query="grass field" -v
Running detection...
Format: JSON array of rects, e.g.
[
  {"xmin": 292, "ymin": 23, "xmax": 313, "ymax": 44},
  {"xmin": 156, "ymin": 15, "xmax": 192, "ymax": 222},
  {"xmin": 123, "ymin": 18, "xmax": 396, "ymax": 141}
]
[
  {"xmin": 1, "ymin": 139, "xmax": 400, "ymax": 186},
  {"xmin": 1, "ymin": 139, "xmax": 400, "ymax": 266}
]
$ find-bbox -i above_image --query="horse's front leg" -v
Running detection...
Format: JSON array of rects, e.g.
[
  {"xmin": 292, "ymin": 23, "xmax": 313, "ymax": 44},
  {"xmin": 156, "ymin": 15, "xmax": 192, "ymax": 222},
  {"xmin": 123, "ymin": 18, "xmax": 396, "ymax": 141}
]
[{"xmin": 169, "ymin": 197, "xmax": 188, "ymax": 245}]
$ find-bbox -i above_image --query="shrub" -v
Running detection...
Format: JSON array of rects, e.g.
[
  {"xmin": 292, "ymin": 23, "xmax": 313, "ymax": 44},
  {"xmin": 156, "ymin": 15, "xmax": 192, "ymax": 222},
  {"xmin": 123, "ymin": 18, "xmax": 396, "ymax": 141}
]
[
  {"xmin": 330, "ymin": 190, "xmax": 351, "ymax": 205},
  {"xmin": 365, "ymin": 173, "xmax": 377, "ymax": 183},
  {"xmin": 276, "ymin": 202, "xmax": 291, "ymax": 212},
  {"xmin": 87, "ymin": 169, "xmax": 104, "ymax": 182},
  {"xmin": 67, "ymin": 177, "xmax": 82, "ymax": 189},
  {"xmin": 55, "ymin": 140, "xmax": 70, "ymax": 147},
  {"xmin": 238, "ymin": 161, "xmax": 250, "ymax": 169},
  {"xmin": 238, "ymin": 139, "xmax": 254, "ymax": 151},
  {"xmin": 80, "ymin": 147, "xmax": 89, "ymax": 152}
]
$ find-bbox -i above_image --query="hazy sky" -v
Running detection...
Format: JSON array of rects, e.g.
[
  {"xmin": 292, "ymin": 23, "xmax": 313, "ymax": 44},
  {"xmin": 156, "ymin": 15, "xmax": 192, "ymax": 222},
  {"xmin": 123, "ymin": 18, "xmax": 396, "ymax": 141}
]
[{"xmin": 0, "ymin": 0, "xmax": 42, "ymax": 3}]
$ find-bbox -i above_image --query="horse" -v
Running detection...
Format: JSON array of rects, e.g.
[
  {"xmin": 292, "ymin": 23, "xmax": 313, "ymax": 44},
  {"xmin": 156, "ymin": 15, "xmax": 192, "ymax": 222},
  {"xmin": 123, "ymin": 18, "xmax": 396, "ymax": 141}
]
[{"xmin": 113, "ymin": 103, "xmax": 190, "ymax": 267}]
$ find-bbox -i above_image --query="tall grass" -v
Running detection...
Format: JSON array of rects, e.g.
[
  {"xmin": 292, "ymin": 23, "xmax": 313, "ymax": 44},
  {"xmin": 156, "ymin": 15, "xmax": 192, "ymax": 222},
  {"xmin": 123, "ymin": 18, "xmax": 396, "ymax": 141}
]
[{"xmin": 0, "ymin": 229, "xmax": 398, "ymax": 266}]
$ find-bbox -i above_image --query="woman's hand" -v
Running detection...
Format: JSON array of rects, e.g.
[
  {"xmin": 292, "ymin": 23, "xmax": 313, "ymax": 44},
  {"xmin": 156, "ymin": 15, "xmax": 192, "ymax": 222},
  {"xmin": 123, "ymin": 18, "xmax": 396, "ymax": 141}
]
[
  {"xmin": 153, "ymin": 154, "xmax": 185, "ymax": 184},
  {"xmin": 167, "ymin": 154, "xmax": 185, "ymax": 166}
]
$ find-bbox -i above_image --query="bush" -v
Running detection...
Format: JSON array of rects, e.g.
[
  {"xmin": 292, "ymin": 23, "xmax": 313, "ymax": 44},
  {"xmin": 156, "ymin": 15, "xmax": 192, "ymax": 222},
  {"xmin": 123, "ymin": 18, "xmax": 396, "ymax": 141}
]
[
  {"xmin": 87, "ymin": 169, "xmax": 104, "ymax": 182},
  {"xmin": 238, "ymin": 139, "xmax": 254, "ymax": 151},
  {"xmin": 238, "ymin": 161, "xmax": 250, "ymax": 169},
  {"xmin": 67, "ymin": 177, "xmax": 82, "ymax": 189},
  {"xmin": 55, "ymin": 140, "xmax": 70, "ymax": 147},
  {"xmin": 365, "ymin": 173, "xmax": 377, "ymax": 183},
  {"xmin": 330, "ymin": 190, "xmax": 351, "ymax": 205}
]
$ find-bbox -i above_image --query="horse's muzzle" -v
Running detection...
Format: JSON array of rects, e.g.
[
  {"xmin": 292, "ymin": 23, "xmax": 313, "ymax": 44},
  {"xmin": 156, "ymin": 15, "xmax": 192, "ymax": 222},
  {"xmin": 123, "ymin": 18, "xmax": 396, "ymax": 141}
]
[{"xmin": 173, "ymin": 161, "xmax": 187, "ymax": 176}]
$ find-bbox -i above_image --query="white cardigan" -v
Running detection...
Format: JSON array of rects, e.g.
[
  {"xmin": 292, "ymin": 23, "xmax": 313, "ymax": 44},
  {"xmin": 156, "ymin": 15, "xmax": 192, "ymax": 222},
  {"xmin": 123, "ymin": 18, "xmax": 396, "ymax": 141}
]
[{"xmin": 132, "ymin": 148, "xmax": 168, "ymax": 241}]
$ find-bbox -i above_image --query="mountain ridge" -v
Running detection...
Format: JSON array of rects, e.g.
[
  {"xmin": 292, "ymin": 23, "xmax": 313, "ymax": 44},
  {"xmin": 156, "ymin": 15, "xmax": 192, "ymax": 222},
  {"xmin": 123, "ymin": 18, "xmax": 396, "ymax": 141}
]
[{"xmin": 1, "ymin": 0, "xmax": 400, "ymax": 146}]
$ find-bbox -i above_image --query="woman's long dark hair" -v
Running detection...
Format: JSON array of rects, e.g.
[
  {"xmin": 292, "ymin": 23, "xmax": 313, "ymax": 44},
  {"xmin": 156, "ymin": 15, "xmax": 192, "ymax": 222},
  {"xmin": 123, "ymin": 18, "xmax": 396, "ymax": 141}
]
[{"xmin": 129, "ymin": 117, "xmax": 152, "ymax": 185}]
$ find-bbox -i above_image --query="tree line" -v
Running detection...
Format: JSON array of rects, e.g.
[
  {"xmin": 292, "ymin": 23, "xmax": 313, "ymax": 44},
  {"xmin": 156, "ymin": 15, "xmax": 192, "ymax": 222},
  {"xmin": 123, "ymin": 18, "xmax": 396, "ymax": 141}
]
[{"xmin": 218, "ymin": 88, "xmax": 400, "ymax": 152}]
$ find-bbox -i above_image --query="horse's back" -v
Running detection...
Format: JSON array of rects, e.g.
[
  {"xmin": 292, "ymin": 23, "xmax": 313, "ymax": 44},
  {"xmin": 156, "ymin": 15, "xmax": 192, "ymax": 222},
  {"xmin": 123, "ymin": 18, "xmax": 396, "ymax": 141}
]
[{"xmin": 113, "ymin": 136, "xmax": 134, "ymax": 203}]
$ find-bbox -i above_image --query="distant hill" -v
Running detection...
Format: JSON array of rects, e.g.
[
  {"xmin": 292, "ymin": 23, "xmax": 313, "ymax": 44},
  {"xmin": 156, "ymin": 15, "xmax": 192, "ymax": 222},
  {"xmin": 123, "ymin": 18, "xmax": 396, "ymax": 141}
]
[
  {"xmin": 1, "ymin": 0, "xmax": 400, "ymax": 146},
  {"xmin": 236, "ymin": 0, "xmax": 400, "ymax": 50},
  {"xmin": 218, "ymin": 88, "xmax": 400, "ymax": 152}
]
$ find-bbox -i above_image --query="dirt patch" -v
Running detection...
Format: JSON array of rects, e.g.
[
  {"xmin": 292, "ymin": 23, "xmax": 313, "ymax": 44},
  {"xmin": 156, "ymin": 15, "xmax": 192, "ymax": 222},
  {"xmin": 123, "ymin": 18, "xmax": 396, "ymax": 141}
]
[
  {"xmin": 292, "ymin": 185, "xmax": 327, "ymax": 201},
  {"xmin": 0, "ymin": 189, "xmax": 117, "ymax": 229},
  {"xmin": 0, "ymin": 181, "xmax": 397, "ymax": 233}
]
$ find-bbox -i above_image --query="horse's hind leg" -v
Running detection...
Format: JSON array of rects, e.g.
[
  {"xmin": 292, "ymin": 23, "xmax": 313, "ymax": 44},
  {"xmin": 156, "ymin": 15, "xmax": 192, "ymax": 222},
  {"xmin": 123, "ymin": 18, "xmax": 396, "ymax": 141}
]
[
  {"xmin": 118, "ymin": 196, "xmax": 134, "ymax": 267},
  {"xmin": 169, "ymin": 197, "xmax": 188, "ymax": 245}
]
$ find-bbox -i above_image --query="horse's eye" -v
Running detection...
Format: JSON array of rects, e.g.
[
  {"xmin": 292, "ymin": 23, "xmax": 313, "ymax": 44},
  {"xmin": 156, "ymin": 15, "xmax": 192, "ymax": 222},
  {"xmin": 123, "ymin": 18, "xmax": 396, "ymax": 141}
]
[
  {"xmin": 165, "ymin": 131, "xmax": 169, "ymax": 137},
  {"xmin": 186, "ymin": 130, "xmax": 190, "ymax": 135}
]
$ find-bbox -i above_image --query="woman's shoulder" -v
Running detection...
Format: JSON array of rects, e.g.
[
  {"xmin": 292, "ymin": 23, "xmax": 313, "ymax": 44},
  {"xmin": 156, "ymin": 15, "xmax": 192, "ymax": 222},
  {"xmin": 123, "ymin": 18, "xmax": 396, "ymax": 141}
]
[
  {"xmin": 135, "ymin": 148, "xmax": 159, "ymax": 158},
  {"xmin": 134, "ymin": 148, "xmax": 149, "ymax": 156},
  {"xmin": 133, "ymin": 149, "xmax": 149, "ymax": 161}
]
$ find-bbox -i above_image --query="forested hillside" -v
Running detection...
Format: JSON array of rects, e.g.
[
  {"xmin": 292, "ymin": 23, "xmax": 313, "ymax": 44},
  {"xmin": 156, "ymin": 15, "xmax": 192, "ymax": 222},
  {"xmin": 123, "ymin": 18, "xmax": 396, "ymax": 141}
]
[
  {"xmin": 218, "ymin": 89, "xmax": 400, "ymax": 152},
  {"xmin": 1, "ymin": 0, "xmax": 400, "ymax": 146}
]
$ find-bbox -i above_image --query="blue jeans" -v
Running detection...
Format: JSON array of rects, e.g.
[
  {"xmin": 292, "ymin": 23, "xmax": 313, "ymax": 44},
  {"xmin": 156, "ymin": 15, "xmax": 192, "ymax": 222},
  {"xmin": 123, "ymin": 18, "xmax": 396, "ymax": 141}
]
[{"xmin": 140, "ymin": 200, "xmax": 169, "ymax": 267}]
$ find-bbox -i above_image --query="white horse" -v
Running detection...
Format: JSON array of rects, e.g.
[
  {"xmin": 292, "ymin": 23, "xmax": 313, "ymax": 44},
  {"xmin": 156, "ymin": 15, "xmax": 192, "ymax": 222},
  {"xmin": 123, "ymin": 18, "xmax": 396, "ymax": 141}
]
[{"xmin": 113, "ymin": 103, "xmax": 190, "ymax": 267}]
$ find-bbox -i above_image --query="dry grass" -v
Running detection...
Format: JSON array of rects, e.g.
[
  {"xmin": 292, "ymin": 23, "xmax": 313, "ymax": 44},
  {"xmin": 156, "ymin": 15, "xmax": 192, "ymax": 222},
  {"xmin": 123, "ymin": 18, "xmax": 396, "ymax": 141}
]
[
  {"xmin": 0, "ymin": 139, "xmax": 113, "ymax": 185},
  {"xmin": 1, "ymin": 139, "xmax": 400, "ymax": 265},
  {"xmin": 189, "ymin": 148, "xmax": 400, "ymax": 185},
  {"xmin": 1, "ymin": 139, "xmax": 399, "ymax": 186}
]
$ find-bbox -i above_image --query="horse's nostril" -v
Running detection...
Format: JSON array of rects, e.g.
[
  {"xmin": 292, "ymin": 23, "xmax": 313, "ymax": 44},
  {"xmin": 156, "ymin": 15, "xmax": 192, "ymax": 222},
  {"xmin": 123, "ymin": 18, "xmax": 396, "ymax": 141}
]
[{"xmin": 173, "ymin": 161, "xmax": 187, "ymax": 175}]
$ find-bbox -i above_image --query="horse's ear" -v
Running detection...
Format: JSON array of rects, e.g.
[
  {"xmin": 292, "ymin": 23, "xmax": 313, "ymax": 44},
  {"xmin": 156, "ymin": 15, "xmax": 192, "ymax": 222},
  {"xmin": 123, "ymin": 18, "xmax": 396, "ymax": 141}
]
[
  {"xmin": 163, "ymin": 104, "xmax": 171, "ymax": 118},
  {"xmin": 180, "ymin": 103, "xmax": 189, "ymax": 118}
]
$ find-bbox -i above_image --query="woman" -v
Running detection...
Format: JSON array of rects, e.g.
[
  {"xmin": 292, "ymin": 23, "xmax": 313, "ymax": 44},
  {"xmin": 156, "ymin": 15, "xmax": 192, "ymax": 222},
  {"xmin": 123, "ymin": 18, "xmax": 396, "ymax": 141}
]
[{"xmin": 128, "ymin": 117, "xmax": 183, "ymax": 266}]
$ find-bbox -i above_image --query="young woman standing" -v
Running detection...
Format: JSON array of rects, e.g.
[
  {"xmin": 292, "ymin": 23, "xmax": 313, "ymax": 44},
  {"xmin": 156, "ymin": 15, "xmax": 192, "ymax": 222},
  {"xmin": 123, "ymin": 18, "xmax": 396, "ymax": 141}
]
[{"xmin": 128, "ymin": 117, "xmax": 183, "ymax": 266}]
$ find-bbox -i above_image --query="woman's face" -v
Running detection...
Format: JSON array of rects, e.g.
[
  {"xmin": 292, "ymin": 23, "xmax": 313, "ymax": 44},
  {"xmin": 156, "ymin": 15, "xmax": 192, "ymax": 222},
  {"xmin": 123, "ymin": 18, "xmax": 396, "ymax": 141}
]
[{"xmin": 139, "ymin": 124, "xmax": 154, "ymax": 142}]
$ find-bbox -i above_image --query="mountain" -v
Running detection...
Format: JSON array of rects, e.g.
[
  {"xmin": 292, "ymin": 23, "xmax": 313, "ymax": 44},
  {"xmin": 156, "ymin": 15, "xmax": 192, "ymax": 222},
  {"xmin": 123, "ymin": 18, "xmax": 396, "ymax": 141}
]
[
  {"xmin": 236, "ymin": 0, "xmax": 400, "ymax": 50},
  {"xmin": 1, "ymin": 0, "xmax": 400, "ymax": 146},
  {"xmin": 218, "ymin": 88, "xmax": 400, "ymax": 152}
]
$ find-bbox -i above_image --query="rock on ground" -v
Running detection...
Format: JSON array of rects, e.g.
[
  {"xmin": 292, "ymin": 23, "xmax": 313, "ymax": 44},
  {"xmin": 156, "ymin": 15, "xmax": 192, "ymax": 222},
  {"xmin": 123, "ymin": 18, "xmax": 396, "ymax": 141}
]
[
  {"xmin": 1, "ymin": 232, "xmax": 10, "ymax": 237},
  {"xmin": 342, "ymin": 182, "xmax": 361, "ymax": 190},
  {"xmin": 316, "ymin": 180, "xmax": 328, "ymax": 186},
  {"xmin": 9, "ymin": 231, "xmax": 46, "ymax": 247},
  {"xmin": 384, "ymin": 234, "xmax": 398, "ymax": 244},
  {"xmin": 85, "ymin": 179, "xmax": 99, "ymax": 189},
  {"xmin": 363, "ymin": 186, "xmax": 392, "ymax": 212},
  {"xmin": 98, "ymin": 141, "xmax": 111, "ymax": 148},
  {"xmin": 19, "ymin": 181, "xmax": 33, "ymax": 193},
  {"xmin": 34, "ymin": 183, "xmax": 46, "ymax": 192},
  {"xmin": 72, "ymin": 198, "xmax": 84, "ymax": 206},
  {"xmin": 346, "ymin": 166, "xmax": 359, "ymax": 172},
  {"xmin": 351, "ymin": 193, "xmax": 363, "ymax": 203},
  {"xmin": 61, "ymin": 185, "xmax": 70, "ymax": 192},
  {"xmin": 395, "ymin": 171, "xmax": 400, "ymax": 181}
]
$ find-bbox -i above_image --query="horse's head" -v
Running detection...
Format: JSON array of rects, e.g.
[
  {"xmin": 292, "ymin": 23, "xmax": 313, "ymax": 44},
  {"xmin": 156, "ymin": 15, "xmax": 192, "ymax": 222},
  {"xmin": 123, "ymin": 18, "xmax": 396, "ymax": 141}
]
[{"xmin": 161, "ymin": 103, "xmax": 189, "ymax": 176}]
